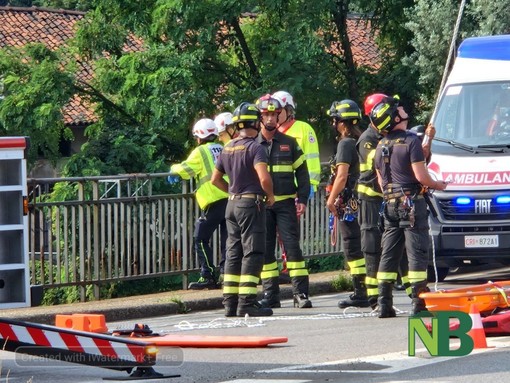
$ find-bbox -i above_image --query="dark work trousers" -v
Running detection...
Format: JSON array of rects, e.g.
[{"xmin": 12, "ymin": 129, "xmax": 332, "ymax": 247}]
[
  {"xmin": 337, "ymin": 218, "xmax": 364, "ymax": 275},
  {"xmin": 377, "ymin": 198, "xmax": 430, "ymax": 284},
  {"xmin": 262, "ymin": 198, "xmax": 309, "ymax": 296},
  {"xmin": 359, "ymin": 198, "xmax": 382, "ymax": 301},
  {"xmin": 398, "ymin": 250, "xmax": 412, "ymax": 296},
  {"xmin": 193, "ymin": 198, "xmax": 228, "ymax": 279},
  {"xmin": 223, "ymin": 197, "xmax": 266, "ymax": 309}
]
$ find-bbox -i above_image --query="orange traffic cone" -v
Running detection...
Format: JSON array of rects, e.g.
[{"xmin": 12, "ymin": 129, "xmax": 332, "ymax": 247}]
[{"xmin": 467, "ymin": 304, "xmax": 488, "ymax": 349}]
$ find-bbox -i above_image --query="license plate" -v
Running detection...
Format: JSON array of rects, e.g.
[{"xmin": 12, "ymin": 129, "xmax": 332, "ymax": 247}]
[{"xmin": 464, "ymin": 235, "xmax": 499, "ymax": 248}]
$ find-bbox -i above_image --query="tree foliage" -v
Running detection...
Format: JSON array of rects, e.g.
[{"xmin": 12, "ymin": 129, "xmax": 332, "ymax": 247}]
[{"xmin": 1, "ymin": 0, "xmax": 508, "ymax": 175}]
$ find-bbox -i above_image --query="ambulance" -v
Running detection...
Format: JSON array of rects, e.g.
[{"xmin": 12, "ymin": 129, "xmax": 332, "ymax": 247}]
[{"xmin": 427, "ymin": 34, "xmax": 510, "ymax": 281}]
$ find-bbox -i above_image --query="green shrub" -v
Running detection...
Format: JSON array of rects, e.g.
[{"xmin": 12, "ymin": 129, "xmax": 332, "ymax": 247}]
[
  {"xmin": 331, "ymin": 272, "xmax": 352, "ymax": 291},
  {"xmin": 307, "ymin": 254, "xmax": 344, "ymax": 273}
]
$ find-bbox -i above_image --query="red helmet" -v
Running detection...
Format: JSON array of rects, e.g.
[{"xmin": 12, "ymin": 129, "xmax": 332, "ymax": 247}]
[
  {"xmin": 364, "ymin": 93, "xmax": 388, "ymax": 116},
  {"xmin": 256, "ymin": 94, "xmax": 283, "ymax": 113}
]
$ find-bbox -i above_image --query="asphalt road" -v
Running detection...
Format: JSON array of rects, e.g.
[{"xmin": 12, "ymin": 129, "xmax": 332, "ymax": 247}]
[{"xmin": 2, "ymin": 265, "xmax": 510, "ymax": 383}]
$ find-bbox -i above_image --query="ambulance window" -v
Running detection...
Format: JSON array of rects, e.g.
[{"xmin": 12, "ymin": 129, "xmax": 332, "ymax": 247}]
[{"xmin": 434, "ymin": 82, "xmax": 507, "ymax": 145}]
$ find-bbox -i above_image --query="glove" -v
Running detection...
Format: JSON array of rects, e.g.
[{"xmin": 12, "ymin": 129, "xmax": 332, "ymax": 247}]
[
  {"xmin": 309, "ymin": 185, "xmax": 315, "ymax": 200},
  {"xmin": 167, "ymin": 175, "xmax": 181, "ymax": 185}
]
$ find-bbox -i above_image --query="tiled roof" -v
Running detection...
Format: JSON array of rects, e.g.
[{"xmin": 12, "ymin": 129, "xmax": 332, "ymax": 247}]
[
  {"xmin": 0, "ymin": 6, "xmax": 94, "ymax": 126},
  {"xmin": 347, "ymin": 16, "xmax": 381, "ymax": 70},
  {"xmin": 0, "ymin": 6, "xmax": 85, "ymax": 49}
]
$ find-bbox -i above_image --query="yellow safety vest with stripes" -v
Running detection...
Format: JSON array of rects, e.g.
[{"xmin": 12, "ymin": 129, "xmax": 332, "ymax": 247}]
[
  {"xmin": 279, "ymin": 120, "xmax": 321, "ymax": 189},
  {"xmin": 170, "ymin": 142, "xmax": 228, "ymax": 209}
]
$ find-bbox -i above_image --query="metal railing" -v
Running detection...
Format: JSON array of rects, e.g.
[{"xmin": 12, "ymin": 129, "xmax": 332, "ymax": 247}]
[{"xmin": 27, "ymin": 173, "xmax": 341, "ymax": 300}]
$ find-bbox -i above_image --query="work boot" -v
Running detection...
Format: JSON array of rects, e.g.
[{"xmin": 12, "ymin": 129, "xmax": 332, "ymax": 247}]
[
  {"xmin": 377, "ymin": 282, "xmax": 396, "ymax": 318},
  {"xmin": 259, "ymin": 292, "xmax": 281, "ymax": 308},
  {"xmin": 394, "ymin": 277, "xmax": 406, "ymax": 291},
  {"xmin": 237, "ymin": 300, "xmax": 273, "ymax": 317},
  {"xmin": 411, "ymin": 281, "xmax": 430, "ymax": 315},
  {"xmin": 293, "ymin": 293, "xmax": 312, "ymax": 308},
  {"xmin": 260, "ymin": 276, "xmax": 281, "ymax": 308},
  {"xmin": 188, "ymin": 276, "xmax": 218, "ymax": 290},
  {"xmin": 224, "ymin": 307, "xmax": 237, "ymax": 317},
  {"xmin": 338, "ymin": 275, "xmax": 370, "ymax": 308},
  {"xmin": 223, "ymin": 295, "xmax": 238, "ymax": 317},
  {"xmin": 368, "ymin": 296, "xmax": 379, "ymax": 311}
]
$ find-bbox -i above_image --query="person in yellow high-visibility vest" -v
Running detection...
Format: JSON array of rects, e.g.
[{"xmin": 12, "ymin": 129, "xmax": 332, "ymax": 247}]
[{"xmin": 169, "ymin": 118, "xmax": 228, "ymax": 290}]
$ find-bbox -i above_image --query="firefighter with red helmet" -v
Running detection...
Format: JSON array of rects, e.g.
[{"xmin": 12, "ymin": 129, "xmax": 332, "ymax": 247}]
[
  {"xmin": 355, "ymin": 93, "xmax": 388, "ymax": 309},
  {"xmin": 326, "ymin": 99, "xmax": 369, "ymax": 308},
  {"xmin": 211, "ymin": 102, "xmax": 275, "ymax": 317},
  {"xmin": 255, "ymin": 94, "xmax": 312, "ymax": 309},
  {"xmin": 372, "ymin": 96, "xmax": 448, "ymax": 318},
  {"xmin": 361, "ymin": 94, "xmax": 438, "ymax": 310},
  {"xmin": 169, "ymin": 118, "xmax": 228, "ymax": 290}
]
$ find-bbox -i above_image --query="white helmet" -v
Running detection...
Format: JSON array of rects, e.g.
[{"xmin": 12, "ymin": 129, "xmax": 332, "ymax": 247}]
[
  {"xmin": 272, "ymin": 90, "xmax": 296, "ymax": 110},
  {"xmin": 192, "ymin": 118, "xmax": 218, "ymax": 138},
  {"xmin": 214, "ymin": 112, "xmax": 234, "ymax": 133}
]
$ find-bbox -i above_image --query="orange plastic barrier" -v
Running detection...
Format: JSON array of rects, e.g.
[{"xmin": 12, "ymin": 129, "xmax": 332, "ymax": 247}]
[
  {"xmin": 55, "ymin": 314, "xmax": 108, "ymax": 333},
  {"xmin": 421, "ymin": 281, "xmax": 510, "ymax": 314},
  {"xmin": 129, "ymin": 334, "xmax": 288, "ymax": 348}
]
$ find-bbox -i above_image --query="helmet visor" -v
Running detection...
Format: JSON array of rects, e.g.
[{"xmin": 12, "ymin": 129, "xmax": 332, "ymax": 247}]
[{"xmin": 257, "ymin": 98, "xmax": 282, "ymax": 112}]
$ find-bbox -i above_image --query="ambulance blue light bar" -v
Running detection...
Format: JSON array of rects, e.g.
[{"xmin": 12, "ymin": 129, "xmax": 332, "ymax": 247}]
[
  {"xmin": 496, "ymin": 195, "xmax": 510, "ymax": 204},
  {"xmin": 458, "ymin": 35, "xmax": 510, "ymax": 61},
  {"xmin": 454, "ymin": 197, "xmax": 471, "ymax": 205},
  {"xmin": 454, "ymin": 196, "xmax": 510, "ymax": 206}
]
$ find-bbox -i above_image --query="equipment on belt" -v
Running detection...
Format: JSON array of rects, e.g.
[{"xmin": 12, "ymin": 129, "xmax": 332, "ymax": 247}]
[{"xmin": 228, "ymin": 193, "xmax": 265, "ymax": 201}]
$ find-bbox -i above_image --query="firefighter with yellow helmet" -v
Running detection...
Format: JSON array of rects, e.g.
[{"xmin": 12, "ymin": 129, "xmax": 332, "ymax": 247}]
[
  {"xmin": 371, "ymin": 96, "xmax": 448, "ymax": 318},
  {"xmin": 211, "ymin": 102, "xmax": 275, "ymax": 317},
  {"xmin": 326, "ymin": 99, "xmax": 369, "ymax": 308}
]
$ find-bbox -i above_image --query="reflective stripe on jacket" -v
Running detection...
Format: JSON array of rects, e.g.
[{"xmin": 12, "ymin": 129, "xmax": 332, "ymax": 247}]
[
  {"xmin": 259, "ymin": 131, "xmax": 310, "ymax": 204},
  {"xmin": 356, "ymin": 128, "xmax": 383, "ymax": 201},
  {"xmin": 279, "ymin": 120, "xmax": 321, "ymax": 188},
  {"xmin": 170, "ymin": 142, "xmax": 228, "ymax": 209}
]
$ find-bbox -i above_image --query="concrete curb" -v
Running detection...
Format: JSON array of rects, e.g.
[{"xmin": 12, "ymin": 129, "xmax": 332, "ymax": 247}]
[{"xmin": 1, "ymin": 272, "xmax": 340, "ymax": 325}]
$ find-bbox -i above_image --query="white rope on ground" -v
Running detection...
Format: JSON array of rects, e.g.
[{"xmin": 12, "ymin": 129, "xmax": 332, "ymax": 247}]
[
  {"xmin": 111, "ymin": 306, "xmax": 412, "ymax": 333},
  {"xmin": 174, "ymin": 317, "xmax": 266, "ymax": 331},
  {"xmin": 164, "ymin": 308, "xmax": 413, "ymax": 331}
]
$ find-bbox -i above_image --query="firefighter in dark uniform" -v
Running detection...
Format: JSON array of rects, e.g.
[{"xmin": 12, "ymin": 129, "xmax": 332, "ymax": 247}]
[
  {"xmin": 325, "ymin": 100, "xmax": 368, "ymax": 308},
  {"xmin": 360, "ymin": 95, "xmax": 438, "ymax": 309},
  {"xmin": 169, "ymin": 118, "xmax": 228, "ymax": 290},
  {"xmin": 371, "ymin": 96, "xmax": 448, "ymax": 318},
  {"xmin": 356, "ymin": 94, "xmax": 387, "ymax": 309},
  {"xmin": 211, "ymin": 102, "xmax": 275, "ymax": 317},
  {"xmin": 255, "ymin": 95, "xmax": 312, "ymax": 309}
]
